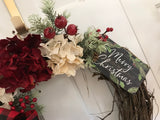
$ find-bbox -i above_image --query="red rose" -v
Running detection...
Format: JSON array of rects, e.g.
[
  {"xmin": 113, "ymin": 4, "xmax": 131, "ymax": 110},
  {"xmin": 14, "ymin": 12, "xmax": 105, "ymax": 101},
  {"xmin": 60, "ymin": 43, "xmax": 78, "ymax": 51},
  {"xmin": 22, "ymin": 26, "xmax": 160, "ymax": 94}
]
[{"xmin": 0, "ymin": 34, "xmax": 52, "ymax": 93}]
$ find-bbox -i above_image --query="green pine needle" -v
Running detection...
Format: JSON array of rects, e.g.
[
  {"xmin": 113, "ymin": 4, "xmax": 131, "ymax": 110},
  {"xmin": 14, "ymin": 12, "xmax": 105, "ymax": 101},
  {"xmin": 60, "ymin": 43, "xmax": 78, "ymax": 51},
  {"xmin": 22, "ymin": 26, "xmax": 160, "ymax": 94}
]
[
  {"xmin": 13, "ymin": 91, "xmax": 44, "ymax": 113},
  {"xmin": 79, "ymin": 27, "xmax": 107, "ymax": 68},
  {"xmin": 41, "ymin": 0, "xmax": 56, "ymax": 25},
  {"xmin": 28, "ymin": 14, "xmax": 52, "ymax": 35},
  {"xmin": 63, "ymin": 11, "xmax": 71, "ymax": 19},
  {"xmin": 28, "ymin": 0, "xmax": 70, "ymax": 42}
]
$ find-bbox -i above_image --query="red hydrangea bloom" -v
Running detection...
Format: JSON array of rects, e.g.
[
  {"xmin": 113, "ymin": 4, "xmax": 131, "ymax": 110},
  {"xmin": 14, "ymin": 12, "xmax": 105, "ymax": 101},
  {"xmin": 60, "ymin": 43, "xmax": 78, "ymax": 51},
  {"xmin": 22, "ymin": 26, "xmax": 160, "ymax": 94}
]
[{"xmin": 0, "ymin": 34, "xmax": 52, "ymax": 93}]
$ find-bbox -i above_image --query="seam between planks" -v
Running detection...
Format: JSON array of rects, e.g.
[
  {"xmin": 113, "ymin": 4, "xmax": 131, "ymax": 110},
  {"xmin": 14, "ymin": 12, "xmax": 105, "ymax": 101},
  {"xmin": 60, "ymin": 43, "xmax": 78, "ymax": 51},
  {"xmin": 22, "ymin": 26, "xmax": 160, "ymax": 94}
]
[{"xmin": 118, "ymin": 0, "xmax": 160, "ymax": 90}]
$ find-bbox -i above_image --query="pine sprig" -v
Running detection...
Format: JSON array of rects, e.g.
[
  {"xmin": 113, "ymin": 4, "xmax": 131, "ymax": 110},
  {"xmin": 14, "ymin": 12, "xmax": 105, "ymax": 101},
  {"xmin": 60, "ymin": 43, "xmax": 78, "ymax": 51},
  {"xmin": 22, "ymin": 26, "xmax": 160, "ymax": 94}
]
[
  {"xmin": 28, "ymin": 14, "xmax": 52, "ymax": 35},
  {"xmin": 41, "ymin": 0, "xmax": 56, "ymax": 26},
  {"xmin": 79, "ymin": 27, "xmax": 107, "ymax": 68},
  {"xmin": 63, "ymin": 11, "xmax": 71, "ymax": 19},
  {"xmin": 28, "ymin": 0, "xmax": 69, "ymax": 42},
  {"xmin": 13, "ymin": 91, "xmax": 44, "ymax": 114}
]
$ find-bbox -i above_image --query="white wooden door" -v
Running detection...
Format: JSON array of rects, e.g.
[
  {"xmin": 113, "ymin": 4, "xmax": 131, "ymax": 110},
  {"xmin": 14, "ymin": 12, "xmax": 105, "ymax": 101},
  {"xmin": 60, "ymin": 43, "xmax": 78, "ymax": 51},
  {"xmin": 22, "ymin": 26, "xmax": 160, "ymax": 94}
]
[{"xmin": 0, "ymin": 0, "xmax": 160, "ymax": 120}]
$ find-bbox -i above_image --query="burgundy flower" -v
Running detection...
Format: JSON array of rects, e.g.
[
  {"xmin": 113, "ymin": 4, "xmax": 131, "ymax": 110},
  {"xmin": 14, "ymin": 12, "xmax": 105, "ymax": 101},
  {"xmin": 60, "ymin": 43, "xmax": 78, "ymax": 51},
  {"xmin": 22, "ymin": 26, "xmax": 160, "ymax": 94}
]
[{"xmin": 0, "ymin": 34, "xmax": 52, "ymax": 93}]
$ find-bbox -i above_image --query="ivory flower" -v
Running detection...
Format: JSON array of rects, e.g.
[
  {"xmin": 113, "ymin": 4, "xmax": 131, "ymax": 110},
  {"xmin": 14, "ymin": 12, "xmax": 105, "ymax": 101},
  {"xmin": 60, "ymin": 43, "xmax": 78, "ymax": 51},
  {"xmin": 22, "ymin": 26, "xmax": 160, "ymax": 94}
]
[
  {"xmin": 0, "ymin": 88, "xmax": 14, "ymax": 109},
  {"xmin": 40, "ymin": 34, "xmax": 84, "ymax": 76}
]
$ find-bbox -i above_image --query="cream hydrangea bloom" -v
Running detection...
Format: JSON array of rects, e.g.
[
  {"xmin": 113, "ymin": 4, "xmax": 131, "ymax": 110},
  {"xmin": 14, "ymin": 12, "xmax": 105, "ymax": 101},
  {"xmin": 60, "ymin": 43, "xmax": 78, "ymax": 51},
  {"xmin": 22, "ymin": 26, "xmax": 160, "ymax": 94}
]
[
  {"xmin": 0, "ymin": 88, "xmax": 14, "ymax": 109},
  {"xmin": 40, "ymin": 34, "xmax": 84, "ymax": 76}
]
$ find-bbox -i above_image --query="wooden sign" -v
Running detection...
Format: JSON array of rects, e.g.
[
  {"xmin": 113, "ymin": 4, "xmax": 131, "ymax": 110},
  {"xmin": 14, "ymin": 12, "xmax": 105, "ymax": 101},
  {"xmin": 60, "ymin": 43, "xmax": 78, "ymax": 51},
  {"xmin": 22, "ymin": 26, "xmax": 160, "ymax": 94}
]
[{"xmin": 95, "ymin": 39, "xmax": 150, "ymax": 93}]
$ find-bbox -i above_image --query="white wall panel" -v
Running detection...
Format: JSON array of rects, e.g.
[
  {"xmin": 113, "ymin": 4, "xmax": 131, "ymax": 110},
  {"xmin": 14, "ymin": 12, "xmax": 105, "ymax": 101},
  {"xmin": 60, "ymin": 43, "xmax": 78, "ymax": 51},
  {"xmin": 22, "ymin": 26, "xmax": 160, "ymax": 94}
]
[{"xmin": 0, "ymin": 0, "xmax": 160, "ymax": 119}]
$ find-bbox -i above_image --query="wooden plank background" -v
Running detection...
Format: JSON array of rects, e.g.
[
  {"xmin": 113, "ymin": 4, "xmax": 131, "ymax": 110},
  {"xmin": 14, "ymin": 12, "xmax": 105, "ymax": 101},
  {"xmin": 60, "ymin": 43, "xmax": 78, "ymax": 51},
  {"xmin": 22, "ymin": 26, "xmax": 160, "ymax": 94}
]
[{"xmin": 0, "ymin": 0, "xmax": 160, "ymax": 119}]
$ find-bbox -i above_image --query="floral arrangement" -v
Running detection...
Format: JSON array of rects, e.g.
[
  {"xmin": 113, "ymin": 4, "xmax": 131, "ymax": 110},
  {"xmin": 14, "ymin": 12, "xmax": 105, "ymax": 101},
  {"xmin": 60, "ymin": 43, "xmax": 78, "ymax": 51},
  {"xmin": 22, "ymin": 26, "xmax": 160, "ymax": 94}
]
[{"xmin": 0, "ymin": 0, "xmax": 153, "ymax": 120}]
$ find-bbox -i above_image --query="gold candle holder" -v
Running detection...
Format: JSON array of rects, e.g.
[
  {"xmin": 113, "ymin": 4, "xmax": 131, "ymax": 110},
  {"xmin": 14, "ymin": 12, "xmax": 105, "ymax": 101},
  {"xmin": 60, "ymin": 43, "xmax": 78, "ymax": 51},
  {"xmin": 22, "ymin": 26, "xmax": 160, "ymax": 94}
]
[{"xmin": 3, "ymin": 0, "xmax": 28, "ymax": 35}]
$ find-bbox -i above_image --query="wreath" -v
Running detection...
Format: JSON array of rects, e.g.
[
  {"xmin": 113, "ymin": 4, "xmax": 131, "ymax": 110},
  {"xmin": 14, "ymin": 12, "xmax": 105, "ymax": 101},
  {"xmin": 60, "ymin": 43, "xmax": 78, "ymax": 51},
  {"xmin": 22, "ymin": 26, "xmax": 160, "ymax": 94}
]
[{"xmin": 0, "ymin": 0, "xmax": 154, "ymax": 120}]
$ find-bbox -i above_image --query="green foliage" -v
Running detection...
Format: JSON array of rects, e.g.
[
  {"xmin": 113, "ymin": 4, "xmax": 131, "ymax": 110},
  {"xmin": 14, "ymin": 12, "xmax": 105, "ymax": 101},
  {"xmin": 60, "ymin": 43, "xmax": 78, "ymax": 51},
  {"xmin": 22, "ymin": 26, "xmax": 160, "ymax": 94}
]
[
  {"xmin": 128, "ymin": 49, "xmax": 149, "ymax": 78},
  {"xmin": 127, "ymin": 87, "xmax": 139, "ymax": 93},
  {"xmin": 110, "ymin": 74, "xmax": 119, "ymax": 84},
  {"xmin": 28, "ymin": 14, "xmax": 52, "ymax": 36},
  {"xmin": 138, "ymin": 74, "xmax": 142, "ymax": 81},
  {"xmin": 28, "ymin": 0, "xmax": 69, "ymax": 41},
  {"xmin": 63, "ymin": 11, "xmax": 71, "ymax": 19},
  {"xmin": 41, "ymin": 0, "xmax": 56, "ymax": 24},
  {"xmin": 79, "ymin": 27, "xmax": 107, "ymax": 68},
  {"xmin": 13, "ymin": 91, "xmax": 43, "ymax": 114},
  {"xmin": 105, "ymin": 39, "xmax": 121, "ymax": 49}
]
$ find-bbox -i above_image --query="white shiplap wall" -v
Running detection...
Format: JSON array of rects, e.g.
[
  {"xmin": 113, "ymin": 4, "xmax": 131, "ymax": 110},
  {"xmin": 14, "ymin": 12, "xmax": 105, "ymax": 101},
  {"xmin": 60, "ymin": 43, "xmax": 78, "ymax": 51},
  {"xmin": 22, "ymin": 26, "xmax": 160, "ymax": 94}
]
[{"xmin": 0, "ymin": 0, "xmax": 160, "ymax": 119}]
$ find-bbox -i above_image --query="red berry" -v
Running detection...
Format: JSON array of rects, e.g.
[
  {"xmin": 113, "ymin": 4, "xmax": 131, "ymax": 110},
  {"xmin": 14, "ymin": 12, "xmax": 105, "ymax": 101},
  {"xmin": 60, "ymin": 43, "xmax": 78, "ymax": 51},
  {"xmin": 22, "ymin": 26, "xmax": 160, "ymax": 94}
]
[
  {"xmin": 19, "ymin": 98, "xmax": 23, "ymax": 102},
  {"xmin": 109, "ymin": 28, "xmax": 113, "ymax": 32},
  {"xmin": 9, "ymin": 101, "xmax": 13, "ymax": 106},
  {"xmin": 24, "ymin": 95, "xmax": 29, "ymax": 100},
  {"xmin": 44, "ymin": 27, "xmax": 56, "ymax": 39},
  {"xmin": 106, "ymin": 27, "xmax": 110, "ymax": 32},
  {"xmin": 96, "ymin": 29, "xmax": 101, "ymax": 32},
  {"xmin": 55, "ymin": 15, "xmax": 67, "ymax": 29},
  {"xmin": 66, "ymin": 24, "xmax": 78, "ymax": 35},
  {"xmin": 98, "ymin": 36, "xmax": 103, "ymax": 40},
  {"xmin": 11, "ymin": 106, "xmax": 15, "ymax": 110},
  {"xmin": 103, "ymin": 38, "xmax": 107, "ymax": 42},
  {"xmin": 32, "ymin": 98, "xmax": 37, "ymax": 102},
  {"xmin": 20, "ymin": 109, "xmax": 24, "ymax": 113},
  {"xmin": 20, "ymin": 102, "xmax": 26, "ymax": 108},
  {"xmin": 105, "ymin": 35, "xmax": 108, "ymax": 39},
  {"xmin": 30, "ymin": 104, "xmax": 35, "ymax": 109}
]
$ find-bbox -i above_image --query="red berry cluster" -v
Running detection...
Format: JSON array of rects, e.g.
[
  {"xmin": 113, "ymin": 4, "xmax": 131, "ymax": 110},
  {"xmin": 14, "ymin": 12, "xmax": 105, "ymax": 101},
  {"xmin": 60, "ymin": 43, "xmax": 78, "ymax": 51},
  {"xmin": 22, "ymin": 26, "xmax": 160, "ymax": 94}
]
[
  {"xmin": 96, "ymin": 27, "xmax": 113, "ymax": 42},
  {"xmin": 44, "ymin": 15, "xmax": 78, "ymax": 39},
  {"xmin": 9, "ymin": 95, "xmax": 37, "ymax": 113}
]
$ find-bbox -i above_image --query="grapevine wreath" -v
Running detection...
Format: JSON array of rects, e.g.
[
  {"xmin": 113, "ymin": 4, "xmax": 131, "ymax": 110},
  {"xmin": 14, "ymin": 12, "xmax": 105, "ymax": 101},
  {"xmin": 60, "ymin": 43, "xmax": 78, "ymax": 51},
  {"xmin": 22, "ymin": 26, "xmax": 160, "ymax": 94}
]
[{"xmin": 0, "ymin": 0, "xmax": 154, "ymax": 120}]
